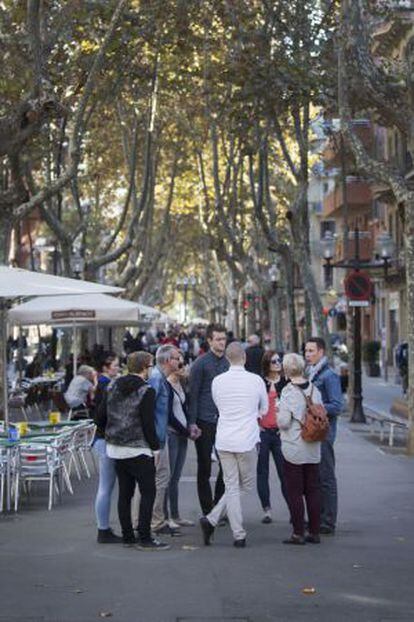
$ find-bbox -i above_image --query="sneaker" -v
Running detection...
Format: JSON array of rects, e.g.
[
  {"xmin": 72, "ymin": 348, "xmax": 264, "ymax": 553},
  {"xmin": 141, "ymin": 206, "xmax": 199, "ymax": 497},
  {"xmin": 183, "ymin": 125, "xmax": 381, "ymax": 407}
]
[
  {"xmin": 305, "ymin": 534, "xmax": 321, "ymax": 544},
  {"xmin": 173, "ymin": 517, "xmax": 195, "ymax": 527},
  {"xmin": 97, "ymin": 528, "xmax": 123, "ymax": 544},
  {"xmin": 136, "ymin": 537, "xmax": 171, "ymax": 551},
  {"xmin": 233, "ymin": 538, "xmax": 246, "ymax": 548},
  {"xmin": 168, "ymin": 519, "xmax": 181, "ymax": 529},
  {"xmin": 123, "ymin": 536, "xmax": 138, "ymax": 548},
  {"xmin": 199, "ymin": 516, "xmax": 215, "ymax": 545},
  {"xmin": 283, "ymin": 534, "xmax": 306, "ymax": 545},
  {"xmin": 261, "ymin": 510, "xmax": 272, "ymax": 525},
  {"xmin": 154, "ymin": 524, "xmax": 182, "ymax": 537},
  {"xmin": 320, "ymin": 525, "xmax": 335, "ymax": 535}
]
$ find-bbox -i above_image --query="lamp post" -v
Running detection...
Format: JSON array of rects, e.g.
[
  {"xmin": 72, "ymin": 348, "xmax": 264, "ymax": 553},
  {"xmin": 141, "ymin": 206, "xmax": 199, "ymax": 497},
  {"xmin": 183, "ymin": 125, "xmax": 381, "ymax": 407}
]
[
  {"xmin": 176, "ymin": 275, "xmax": 197, "ymax": 324},
  {"xmin": 321, "ymin": 228, "xmax": 394, "ymax": 423},
  {"xmin": 268, "ymin": 263, "xmax": 282, "ymax": 350}
]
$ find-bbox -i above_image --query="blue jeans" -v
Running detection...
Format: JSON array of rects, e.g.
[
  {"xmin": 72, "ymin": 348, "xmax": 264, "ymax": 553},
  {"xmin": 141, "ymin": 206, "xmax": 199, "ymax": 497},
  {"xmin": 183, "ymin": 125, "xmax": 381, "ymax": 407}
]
[
  {"xmin": 256, "ymin": 428, "xmax": 290, "ymax": 511},
  {"xmin": 165, "ymin": 432, "xmax": 188, "ymax": 519},
  {"xmin": 93, "ymin": 438, "xmax": 117, "ymax": 530},
  {"xmin": 320, "ymin": 417, "xmax": 338, "ymax": 529}
]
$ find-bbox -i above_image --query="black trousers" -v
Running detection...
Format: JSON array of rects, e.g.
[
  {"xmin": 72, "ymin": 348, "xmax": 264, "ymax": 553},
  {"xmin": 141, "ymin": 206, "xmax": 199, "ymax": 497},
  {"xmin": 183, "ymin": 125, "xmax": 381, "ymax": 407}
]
[
  {"xmin": 115, "ymin": 455, "xmax": 156, "ymax": 543},
  {"xmin": 195, "ymin": 420, "xmax": 225, "ymax": 515}
]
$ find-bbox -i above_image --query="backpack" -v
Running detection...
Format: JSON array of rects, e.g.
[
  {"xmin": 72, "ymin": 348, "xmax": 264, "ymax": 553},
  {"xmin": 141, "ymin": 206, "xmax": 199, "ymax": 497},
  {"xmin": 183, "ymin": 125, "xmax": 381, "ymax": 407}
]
[{"xmin": 295, "ymin": 385, "xmax": 329, "ymax": 442}]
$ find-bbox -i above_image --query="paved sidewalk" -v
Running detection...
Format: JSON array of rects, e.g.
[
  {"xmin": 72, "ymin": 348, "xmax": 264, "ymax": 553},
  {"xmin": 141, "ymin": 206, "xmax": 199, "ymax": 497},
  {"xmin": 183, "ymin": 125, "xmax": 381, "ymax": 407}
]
[
  {"xmin": 1, "ymin": 420, "xmax": 413, "ymax": 622},
  {"xmin": 362, "ymin": 374, "xmax": 404, "ymax": 417}
]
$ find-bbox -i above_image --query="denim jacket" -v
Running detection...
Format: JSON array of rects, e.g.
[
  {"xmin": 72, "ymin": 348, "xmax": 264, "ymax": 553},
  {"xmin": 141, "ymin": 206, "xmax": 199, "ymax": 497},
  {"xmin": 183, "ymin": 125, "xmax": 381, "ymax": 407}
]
[
  {"xmin": 311, "ymin": 363, "xmax": 343, "ymax": 420},
  {"xmin": 148, "ymin": 366, "xmax": 173, "ymax": 447}
]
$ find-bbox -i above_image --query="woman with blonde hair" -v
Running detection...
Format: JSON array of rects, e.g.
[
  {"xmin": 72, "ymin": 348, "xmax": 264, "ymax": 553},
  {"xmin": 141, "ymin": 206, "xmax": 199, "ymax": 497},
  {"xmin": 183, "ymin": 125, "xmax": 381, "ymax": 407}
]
[{"xmin": 278, "ymin": 353, "xmax": 323, "ymax": 545}]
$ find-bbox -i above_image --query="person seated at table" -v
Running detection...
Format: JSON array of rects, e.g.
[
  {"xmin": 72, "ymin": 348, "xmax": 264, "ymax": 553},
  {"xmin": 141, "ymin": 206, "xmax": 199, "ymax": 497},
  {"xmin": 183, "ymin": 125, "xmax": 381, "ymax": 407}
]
[
  {"xmin": 64, "ymin": 365, "xmax": 97, "ymax": 419},
  {"xmin": 25, "ymin": 353, "xmax": 44, "ymax": 379}
]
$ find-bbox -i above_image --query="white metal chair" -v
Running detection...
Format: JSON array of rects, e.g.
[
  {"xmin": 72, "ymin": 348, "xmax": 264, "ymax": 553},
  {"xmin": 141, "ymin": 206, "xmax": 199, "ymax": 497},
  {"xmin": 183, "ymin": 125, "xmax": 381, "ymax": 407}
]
[
  {"xmin": 14, "ymin": 443, "xmax": 64, "ymax": 511},
  {"xmin": 70, "ymin": 422, "xmax": 97, "ymax": 479}
]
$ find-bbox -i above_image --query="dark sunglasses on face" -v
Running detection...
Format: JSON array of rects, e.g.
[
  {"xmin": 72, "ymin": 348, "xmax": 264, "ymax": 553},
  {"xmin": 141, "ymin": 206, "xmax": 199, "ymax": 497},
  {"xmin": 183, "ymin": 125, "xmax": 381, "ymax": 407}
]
[
  {"xmin": 178, "ymin": 362, "xmax": 185, "ymax": 369},
  {"xmin": 271, "ymin": 357, "xmax": 281, "ymax": 364}
]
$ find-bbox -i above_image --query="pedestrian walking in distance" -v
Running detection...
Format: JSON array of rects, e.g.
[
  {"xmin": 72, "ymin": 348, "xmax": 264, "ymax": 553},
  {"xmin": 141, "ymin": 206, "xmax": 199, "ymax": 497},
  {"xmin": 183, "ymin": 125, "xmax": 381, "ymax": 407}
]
[
  {"xmin": 305, "ymin": 337, "xmax": 343, "ymax": 535},
  {"xmin": 278, "ymin": 353, "xmax": 323, "ymax": 545},
  {"xmin": 104, "ymin": 351, "xmax": 170, "ymax": 550},
  {"xmin": 257, "ymin": 350, "xmax": 290, "ymax": 524},
  {"xmin": 188, "ymin": 323, "xmax": 229, "ymax": 516},
  {"xmin": 199, "ymin": 341, "xmax": 268, "ymax": 548}
]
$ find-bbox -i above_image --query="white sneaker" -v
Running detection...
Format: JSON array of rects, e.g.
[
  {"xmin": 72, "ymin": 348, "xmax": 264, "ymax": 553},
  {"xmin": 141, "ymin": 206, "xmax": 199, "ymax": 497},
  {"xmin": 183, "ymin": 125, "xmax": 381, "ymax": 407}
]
[
  {"xmin": 262, "ymin": 510, "xmax": 272, "ymax": 524},
  {"xmin": 168, "ymin": 519, "xmax": 181, "ymax": 529}
]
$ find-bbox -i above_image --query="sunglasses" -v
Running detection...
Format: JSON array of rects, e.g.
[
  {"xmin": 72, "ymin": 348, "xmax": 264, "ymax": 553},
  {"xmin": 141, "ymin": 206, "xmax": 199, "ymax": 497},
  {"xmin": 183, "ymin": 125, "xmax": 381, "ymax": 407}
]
[
  {"xmin": 178, "ymin": 362, "xmax": 185, "ymax": 369},
  {"xmin": 271, "ymin": 357, "xmax": 281, "ymax": 364}
]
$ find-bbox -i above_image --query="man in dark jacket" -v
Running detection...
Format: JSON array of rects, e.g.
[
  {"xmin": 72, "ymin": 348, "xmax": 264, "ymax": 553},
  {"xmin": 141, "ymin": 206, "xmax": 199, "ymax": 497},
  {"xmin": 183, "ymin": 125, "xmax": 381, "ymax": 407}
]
[
  {"xmin": 188, "ymin": 323, "xmax": 229, "ymax": 515},
  {"xmin": 305, "ymin": 337, "xmax": 343, "ymax": 535},
  {"xmin": 101, "ymin": 351, "xmax": 169, "ymax": 550},
  {"xmin": 245, "ymin": 334, "xmax": 265, "ymax": 376}
]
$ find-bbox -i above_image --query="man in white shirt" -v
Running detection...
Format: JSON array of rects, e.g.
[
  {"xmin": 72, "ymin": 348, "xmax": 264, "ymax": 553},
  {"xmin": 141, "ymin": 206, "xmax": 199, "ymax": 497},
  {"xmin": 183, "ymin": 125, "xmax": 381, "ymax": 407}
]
[{"xmin": 199, "ymin": 341, "xmax": 268, "ymax": 548}]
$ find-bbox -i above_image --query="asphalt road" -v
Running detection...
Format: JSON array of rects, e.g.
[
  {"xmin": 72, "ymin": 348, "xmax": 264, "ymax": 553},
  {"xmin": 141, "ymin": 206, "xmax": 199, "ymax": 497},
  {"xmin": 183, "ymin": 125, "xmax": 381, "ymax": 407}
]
[{"xmin": 1, "ymin": 416, "xmax": 413, "ymax": 622}]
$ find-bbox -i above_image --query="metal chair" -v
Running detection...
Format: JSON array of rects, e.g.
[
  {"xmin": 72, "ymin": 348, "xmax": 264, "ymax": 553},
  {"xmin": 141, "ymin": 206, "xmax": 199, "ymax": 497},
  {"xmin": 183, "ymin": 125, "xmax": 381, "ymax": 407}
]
[{"xmin": 14, "ymin": 443, "xmax": 64, "ymax": 511}]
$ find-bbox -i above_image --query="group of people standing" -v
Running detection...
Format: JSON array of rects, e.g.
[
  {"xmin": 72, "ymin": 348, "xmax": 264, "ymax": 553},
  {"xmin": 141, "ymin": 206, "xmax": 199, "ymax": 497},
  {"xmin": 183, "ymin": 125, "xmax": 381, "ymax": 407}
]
[{"xmin": 90, "ymin": 324, "xmax": 343, "ymax": 550}]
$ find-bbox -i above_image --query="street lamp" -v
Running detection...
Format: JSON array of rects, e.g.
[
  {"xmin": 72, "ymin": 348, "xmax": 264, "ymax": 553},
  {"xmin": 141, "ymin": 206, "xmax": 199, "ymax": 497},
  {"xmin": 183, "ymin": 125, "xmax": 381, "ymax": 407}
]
[
  {"xmin": 375, "ymin": 232, "xmax": 395, "ymax": 276},
  {"xmin": 320, "ymin": 231, "xmax": 337, "ymax": 288},
  {"xmin": 70, "ymin": 250, "xmax": 84, "ymax": 280},
  {"xmin": 321, "ymin": 227, "xmax": 394, "ymax": 423}
]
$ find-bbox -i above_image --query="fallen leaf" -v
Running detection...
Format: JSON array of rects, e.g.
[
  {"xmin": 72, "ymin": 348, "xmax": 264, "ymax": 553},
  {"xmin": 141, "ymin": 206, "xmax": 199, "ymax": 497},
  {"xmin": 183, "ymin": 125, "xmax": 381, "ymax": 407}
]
[
  {"xmin": 302, "ymin": 587, "xmax": 316, "ymax": 595},
  {"xmin": 74, "ymin": 589, "xmax": 84, "ymax": 594},
  {"xmin": 99, "ymin": 613, "xmax": 113, "ymax": 619},
  {"xmin": 396, "ymin": 537, "xmax": 405, "ymax": 542},
  {"xmin": 352, "ymin": 564, "xmax": 362, "ymax": 569}
]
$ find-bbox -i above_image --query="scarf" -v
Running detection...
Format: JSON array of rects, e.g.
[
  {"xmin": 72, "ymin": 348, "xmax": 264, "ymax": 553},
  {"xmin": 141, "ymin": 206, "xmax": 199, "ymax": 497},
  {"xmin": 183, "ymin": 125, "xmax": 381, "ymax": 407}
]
[{"xmin": 308, "ymin": 355, "xmax": 328, "ymax": 381}]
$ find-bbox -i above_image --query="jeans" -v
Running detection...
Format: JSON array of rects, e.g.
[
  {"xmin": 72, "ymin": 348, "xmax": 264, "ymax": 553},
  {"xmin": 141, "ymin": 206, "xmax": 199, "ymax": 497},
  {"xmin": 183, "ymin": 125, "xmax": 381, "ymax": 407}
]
[
  {"xmin": 195, "ymin": 420, "xmax": 225, "ymax": 515},
  {"xmin": 93, "ymin": 438, "xmax": 117, "ymax": 530},
  {"xmin": 320, "ymin": 417, "xmax": 338, "ymax": 529},
  {"xmin": 256, "ymin": 428, "xmax": 290, "ymax": 512},
  {"xmin": 165, "ymin": 432, "xmax": 188, "ymax": 520},
  {"xmin": 151, "ymin": 443, "xmax": 170, "ymax": 530},
  {"xmin": 283, "ymin": 459, "xmax": 321, "ymax": 537},
  {"xmin": 115, "ymin": 455, "xmax": 156, "ymax": 543},
  {"xmin": 208, "ymin": 449, "xmax": 256, "ymax": 541}
]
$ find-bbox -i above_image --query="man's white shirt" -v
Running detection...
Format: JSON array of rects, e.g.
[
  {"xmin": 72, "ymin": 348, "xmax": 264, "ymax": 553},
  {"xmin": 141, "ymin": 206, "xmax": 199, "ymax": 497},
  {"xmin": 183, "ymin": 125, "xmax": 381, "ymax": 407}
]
[{"xmin": 212, "ymin": 365, "xmax": 269, "ymax": 452}]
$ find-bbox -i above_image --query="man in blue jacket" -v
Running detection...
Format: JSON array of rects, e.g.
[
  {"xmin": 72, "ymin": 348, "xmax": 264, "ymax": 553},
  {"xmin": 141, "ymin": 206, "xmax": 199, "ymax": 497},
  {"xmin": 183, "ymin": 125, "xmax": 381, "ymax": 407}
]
[
  {"xmin": 148, "ymin": 344, "xmax": 181, "ymax": 535},
  {"xmin": 305, "ymin": 337, "xmax": 343, "ymax": 535}
]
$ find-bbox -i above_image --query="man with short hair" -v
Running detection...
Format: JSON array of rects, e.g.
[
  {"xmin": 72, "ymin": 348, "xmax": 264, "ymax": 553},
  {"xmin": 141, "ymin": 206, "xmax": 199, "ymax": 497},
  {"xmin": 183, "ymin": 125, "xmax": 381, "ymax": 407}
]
[
  {"xmin": 104, "ymin": 351, "xmax": 169, "ymax": 550},
  {"xmin": 199, "ymin": 342, "xmax": 268, "ymax": 547},
  {"xmin": 245, "ymin": 334, "xmax": 265, "ymax": 376},
  {"xmin": 305, "ymin": 337, "xmax": 343, "ymax": 535},
  {"xmin": 188, "ymin": 323, "xmax": 229, "ymax": 515},
  {"xmin": 148, "ymin": 344, "xmax": 182, "ymax": 535}
]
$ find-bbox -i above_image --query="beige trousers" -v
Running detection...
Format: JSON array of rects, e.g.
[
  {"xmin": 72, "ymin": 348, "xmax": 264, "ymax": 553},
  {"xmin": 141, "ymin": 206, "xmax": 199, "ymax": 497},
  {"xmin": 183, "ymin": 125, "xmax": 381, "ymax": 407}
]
[
  {"xmin": 207, "ymin": 448, "xmax": 256, "ymax": 541},
  {"xmin": 151, "ymin": 442, "xmax": 170, "ymax": 530}
]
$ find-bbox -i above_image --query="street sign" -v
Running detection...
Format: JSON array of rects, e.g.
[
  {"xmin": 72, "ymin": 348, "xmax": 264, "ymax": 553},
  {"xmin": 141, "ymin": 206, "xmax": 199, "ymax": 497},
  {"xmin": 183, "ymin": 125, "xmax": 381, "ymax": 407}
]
[
  {"xmin": 348, "ymin": 300, "xmax": 370, "ymax": 307},
  {"xmin": 344, "ymin": 270, "xmax": 372, "ymax": 302}
]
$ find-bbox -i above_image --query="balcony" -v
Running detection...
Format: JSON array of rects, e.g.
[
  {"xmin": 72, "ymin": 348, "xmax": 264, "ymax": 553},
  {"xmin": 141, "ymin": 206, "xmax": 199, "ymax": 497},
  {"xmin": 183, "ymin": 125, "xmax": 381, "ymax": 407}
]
[
  {"xmin": 321, "ymin": 120, "xmax": 374, "ymax": 169},
  {"xmin": 323, "ymin": 178, "xmax": 373, "ymax": 217},
  {"xmin": 334, "ymin": 236, "xmax": 374, "ymax": 264}
]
